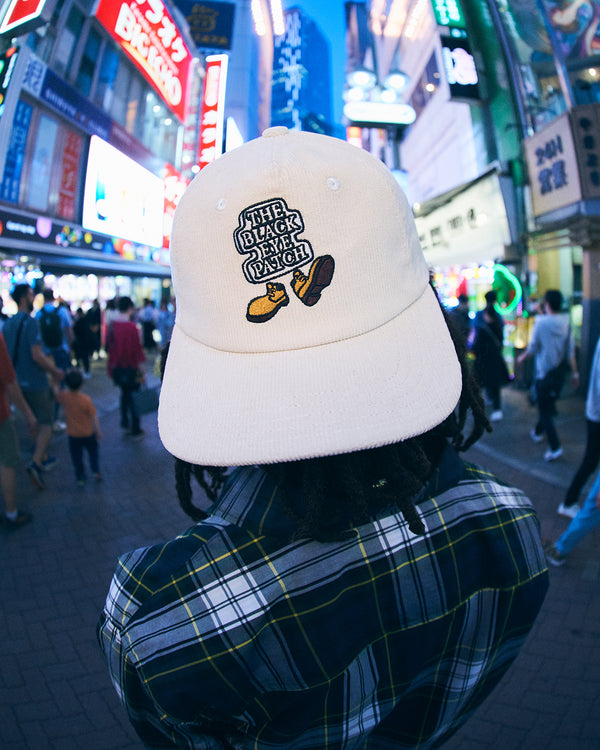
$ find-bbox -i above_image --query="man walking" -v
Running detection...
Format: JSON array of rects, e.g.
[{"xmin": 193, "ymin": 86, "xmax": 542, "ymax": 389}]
[
  {"xmin": 37, "ymin": 288, "xmax": 73, "ymax": 431},
  {"xmin": 2, "ymin": 284, "xmax": 63, "ymax": 488}
]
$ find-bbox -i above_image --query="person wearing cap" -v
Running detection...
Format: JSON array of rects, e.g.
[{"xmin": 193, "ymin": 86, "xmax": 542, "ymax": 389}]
[{"xmin": 98, "ymin": 128, "xmax": 548, "ymax": 749}]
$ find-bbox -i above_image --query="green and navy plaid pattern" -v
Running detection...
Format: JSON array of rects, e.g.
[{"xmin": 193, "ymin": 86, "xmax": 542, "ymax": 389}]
[{"xmin": 98, "ymin": 447, "xmax": 548, "ymax": 749}]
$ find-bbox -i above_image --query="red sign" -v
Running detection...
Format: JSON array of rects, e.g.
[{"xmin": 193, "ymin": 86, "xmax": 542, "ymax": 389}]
[
  {"xmin": 57, "ymin": 130, "xmax": 83, "ymax": 221},
  {"xmin": 0, "ymin": 0, "xmax": 51, "ymax": 35},
  {"xmin": 162, "ymin": 162, "xmax": 189, "ymax": 248},
  {"xmin": 198, "ymin": 54, "xmax": 228, "ymax": 170},
  {"xmin": 95, "ymin": 0, "xmax": 192, "ymax": 122}
]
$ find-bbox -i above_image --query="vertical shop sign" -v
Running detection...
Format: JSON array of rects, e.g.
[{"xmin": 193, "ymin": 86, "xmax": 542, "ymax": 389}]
[
  {"xmin": 524, "ymin": 112, "xmax": 582, "ymax": 216},
  {"xmin": 570, "ymin": 104, "xmax": 600, "ymax": 200},
  {"xmin": 57, "ymin": 130, "xmax": 83, "ymax": 220},
  {"xmin": 198, "ymin": 54, "xmax": 228, "ymax": 170},
  {"xmin": 174, "ymin": 0, "xmax": 236, "ymax": 51},
  {"xmin": 95, "ymin": 0, "xmax": 192, "ymax": 122},
  {"xmin": 0, "ymin": 99, "xmax": 32, "ymax": 203},
  {"xmin": 162, "ymin": 162, "xmax": 188, "ymax": 247},
  {"xmin": 431, "ymin": 0, "xmax": 466, "ymax": 29}
]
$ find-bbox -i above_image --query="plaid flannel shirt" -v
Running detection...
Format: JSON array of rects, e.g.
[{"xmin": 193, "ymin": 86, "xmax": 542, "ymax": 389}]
[{"xmin": 98, "ymin": 445, "xmax": 548, "ymax": 749}]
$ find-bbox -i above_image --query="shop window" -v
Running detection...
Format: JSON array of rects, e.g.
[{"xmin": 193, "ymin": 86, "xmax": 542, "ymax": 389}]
[
  {"xmin": 111, "ymin": 61, "xmax": 132, "ymax": 126},
  {"xmin": 75, "ymin": 28, "xmax": 102, "ymax": 98},
  {"xmin": 410, "ymin": 53, "xmax": 441, "ymax": 120},
  {"xmin": 94, "ymin": 44, "xmax": 120, "ymax": 111},
  {"xmin": 53, "ymin": 6, "xmax": 84, "ymax": 77},
  {"xmin": 140, "ymin": 92, "xmax": 179, "ymax": 164}
]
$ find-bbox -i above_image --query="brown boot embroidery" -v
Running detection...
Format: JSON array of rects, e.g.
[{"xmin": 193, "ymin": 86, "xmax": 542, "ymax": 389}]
[
  {"xmin": 246, "ymin": 282, "xmax": 290, "ymax": 323},
  {"xmin": 291, "ymin": 255, "xmax": 335, "ymax": 307}
]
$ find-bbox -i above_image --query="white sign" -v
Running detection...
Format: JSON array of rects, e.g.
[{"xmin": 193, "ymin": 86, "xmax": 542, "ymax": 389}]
[{"xmin": 343, "ymin": 101, "xmax": 416, "ymax": 126}]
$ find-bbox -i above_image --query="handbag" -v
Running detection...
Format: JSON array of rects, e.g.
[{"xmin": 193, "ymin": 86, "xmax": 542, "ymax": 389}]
[
  {"xmin": 112, "ymin": 366, "xmax": 140, "ymax": 389},
  {"xmin": 132, "ymin": 384, "xmax": 160, "ymax": 415}
]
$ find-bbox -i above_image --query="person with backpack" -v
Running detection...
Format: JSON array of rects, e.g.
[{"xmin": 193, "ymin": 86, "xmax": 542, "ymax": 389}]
[{"xmin": 36, "ymin": 289, "xmax": 73, "ymax": 432}]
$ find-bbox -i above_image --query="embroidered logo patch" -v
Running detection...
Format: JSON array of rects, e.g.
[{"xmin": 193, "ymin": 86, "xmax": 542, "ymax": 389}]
[
  {"xmin": 234, "ymin": 198, "xmax": 313, "ymax": 284},
  {"xmin": 234, "ymin": 197, "xmax": 335, "ymax": 324}
]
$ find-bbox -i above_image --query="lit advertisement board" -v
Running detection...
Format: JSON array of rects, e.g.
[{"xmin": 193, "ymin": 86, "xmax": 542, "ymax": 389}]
[
  {"xmin": 95, "ymin": 0, "xmax": 192, "ymax": 122},
  {"xmin": 82, "ymin": 136, "xmax": 164, "ymax": 248}
]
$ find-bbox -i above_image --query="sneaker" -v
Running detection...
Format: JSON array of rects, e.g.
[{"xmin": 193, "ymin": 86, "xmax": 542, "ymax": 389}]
[
  {"xmin": 291, "ymin": 255, "xmax": 335, "ymax": 306},
  {"xmin": 544, "ymin": 447, "xmax": 563, "ymax": 461},
  {"xmin": 557, "ymin": 502, "xmax": 581, "ymax": 519},
  {"xmin": 41, "ymin": 456, "xmax": 58, "ymax": 472},
  {"xmin": 530, "ymin": 428, "xmax": 544, "ymax": 444},
  {"xmin": 130, "ymin": 430, "xmax": 146, "ymax": 441},
  {"xmin": 52, "ymin": 420, "xmax": 66, "ymax": 433},
  {"xmin": 2, "ymin": 510, "xmax": 33, "ymax": 530},
  {"xmin": 26, "ymin": 462, "xmax": 45, "ymax": 489},
  {"xmin": 543, "ymin": 539, "xmax": 566, "ymax": 567},
  {"xmin": 246, "ymin": 283, "xmax": 289, "ymax": 323},
  {"xmin": 490, "ymin": 410, "xmax": 503, "ymax": 422}
]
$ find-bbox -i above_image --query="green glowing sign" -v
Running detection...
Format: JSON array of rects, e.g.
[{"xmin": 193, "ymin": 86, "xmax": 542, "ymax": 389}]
[
  {"xmin": 493, "ymin": 264, "xmax": 522, "ymax": 316},
  {"xmin": 431, "ymin": 0, "xmax": 466, "ymax": 29}
]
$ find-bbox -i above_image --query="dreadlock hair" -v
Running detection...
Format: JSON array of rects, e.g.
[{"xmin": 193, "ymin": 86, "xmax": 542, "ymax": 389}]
[{"xmin": 164, "ymin": 282, "xmax": 491, "ymax": 541}]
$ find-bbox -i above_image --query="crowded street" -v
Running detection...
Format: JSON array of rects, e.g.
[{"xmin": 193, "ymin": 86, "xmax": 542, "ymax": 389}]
[{"xmin": 0, "ymin": 361, "xmax": 598, "ymax": 750}]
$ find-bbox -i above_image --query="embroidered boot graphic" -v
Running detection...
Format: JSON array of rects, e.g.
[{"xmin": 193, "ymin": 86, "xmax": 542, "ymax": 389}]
[
  {"xmin": 291, "ymin": 255, "xmax": 335, "ymax": 306},
  {"xmin": 246, "ymin": 282, "xmax": 290, "ymax": 323}
]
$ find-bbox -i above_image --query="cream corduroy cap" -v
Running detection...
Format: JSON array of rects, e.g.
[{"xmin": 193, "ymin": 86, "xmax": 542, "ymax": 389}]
[{"xmin": 159, "ymin": 127, "xmax": 461, "ymax": 466}]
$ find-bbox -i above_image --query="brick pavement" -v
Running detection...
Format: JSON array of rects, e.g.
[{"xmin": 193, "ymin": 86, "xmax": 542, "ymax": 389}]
[{"xmin": 1, "ymin": 362, "xmax": 599, "ymax": 749}]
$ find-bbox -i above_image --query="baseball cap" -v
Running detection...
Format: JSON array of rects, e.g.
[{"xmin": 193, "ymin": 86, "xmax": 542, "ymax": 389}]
[{"xmin": 159, "ymin": 127, "xmax": 461, "ymax": 465}]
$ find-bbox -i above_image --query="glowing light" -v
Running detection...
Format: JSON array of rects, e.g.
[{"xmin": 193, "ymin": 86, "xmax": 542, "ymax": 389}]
[
  {"xmin": 269, "ymin": 0, "xmax": 285, "ymax": 36},
  {"xmin": 493, "ymin": 264, "xmax": 523, "ymax": 316},
  {"xmin": 251, "ymin": 0, "xmax": 267, "ymax": 36}
]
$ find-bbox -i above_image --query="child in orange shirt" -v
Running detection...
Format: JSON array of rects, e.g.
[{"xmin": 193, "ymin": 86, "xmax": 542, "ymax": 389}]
[{"xmin": 54, "ymin": 369, "xmax": 102, "ymax": 485}]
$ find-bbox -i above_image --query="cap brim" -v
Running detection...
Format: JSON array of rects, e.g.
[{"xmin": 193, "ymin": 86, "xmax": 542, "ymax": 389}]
[{"xmin": 158, "ymin": 284, "xmax": 462, "ymax": 466}]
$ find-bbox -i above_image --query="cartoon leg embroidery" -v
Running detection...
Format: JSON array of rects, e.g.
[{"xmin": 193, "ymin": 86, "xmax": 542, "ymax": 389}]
[
  {"xmin": 246, "ymin": 282, "xmax": 290, "ymax": 323},
  {"xmin": 291, "ymin": 255, "xmax": 335, "ymax": 307}
]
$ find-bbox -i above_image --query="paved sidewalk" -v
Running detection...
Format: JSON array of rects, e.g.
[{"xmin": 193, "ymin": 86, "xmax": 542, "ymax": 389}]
[{"xmin": 1, "ymin": 364, "xmax": 599, "ymax": 749}]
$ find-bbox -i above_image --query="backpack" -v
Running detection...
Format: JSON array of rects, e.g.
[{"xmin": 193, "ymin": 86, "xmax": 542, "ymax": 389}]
[{"xmin": 40, "ymin": 307, "xmax": 63, "ymax": 349}]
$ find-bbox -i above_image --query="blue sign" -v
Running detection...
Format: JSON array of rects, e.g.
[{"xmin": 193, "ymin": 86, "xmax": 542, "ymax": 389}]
[
  {"xmin": 175, "ymin": 1, "xmax": 236, "ymax": 51},
  {"xmin": 40, "ymin": 67, "xmax": 111, "ymax": 140},
  {"xmin": 0, "ymin": 99, "xmax": 32, "ymax": 203}
]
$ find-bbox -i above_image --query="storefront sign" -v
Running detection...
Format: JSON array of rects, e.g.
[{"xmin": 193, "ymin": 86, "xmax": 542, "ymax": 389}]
[
  {"xmin": 524, "ymin": 112, "xmax": 582, "ymax": 216},
  {"xmin": 0, "ymin": 0, "xmax": 55, "ymax": 36},
  {"xmin": 431, "ymin": 0, "xmax": 466, "ymax": 29},
  {"xmin": 414, "ymin": 172, "xmax": 511, "ymax": 268},
  {"xmin": 162, "ymin": 162, "xmax": 189, "ymax": 248},
  {"xmin": 198, "ymin": 54, "xmax": 228, "ymax": 170},
  {"xmin": 0, "ymin": 99, "xmax": 32, "ymax": 204},
  {"xmin": 570, "ymin": 104, "xmax": 600, "ymax": 201},
  {"xmin": 343, "ymin": 100, "xmax": 416, "ymax": 126},
  {"xmin": 57, "ymin": 131, "xmax": 83, "ymax": 221},
  {"xmin": 175, "ymin": 0, "xmax": 236, "ymax": 51},
  {"xmin": 441, "ymin": 35, "xmax": 479, "ymax": 102},
  {"xmin": 95, "ymin": 0, "xmax": 192, "ymax": 122}
]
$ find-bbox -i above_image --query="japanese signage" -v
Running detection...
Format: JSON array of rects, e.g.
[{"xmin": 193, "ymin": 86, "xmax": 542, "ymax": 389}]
[
  {"xmin": 0, "ymin": 0, "xmax": 55, "ymax": 36},
  {"xmin": 441, "ymin": 36, "xmax": 479, "ymax": 102},
  {"xmin": 57, "ymin": 131, "xmax": 83, "ymax": 221},
  {"xmin": 570, "ymin": 104, "xmax": 600, "ymax": 201},
  {"xmin": 198, "ymin": 54, "xmax": 228, "ymax": 170},
  {"xmin": 0, "ymin": 99, "xmax": 32, "ymax": 203},
  {"xmin": 162, "ymin": 162, "xmax": 189, "ymax": 248},
  {"xmin": 95, "ymin": 0, "xmax": 192, "ymax": 122},
  {"xmin": 431, "ymin": 0, "xmax": 466, "ymax": 29},
  {"xmin": 414, "ymin": 172, "xmax": 511, "ymax": 269},
  {"xmin": 524, "ymin": 113, "xmax": 582, "ymax": 217},
  {"xmin": 175, "ymin": 1, "xmax": 236, "ymax": 51}
]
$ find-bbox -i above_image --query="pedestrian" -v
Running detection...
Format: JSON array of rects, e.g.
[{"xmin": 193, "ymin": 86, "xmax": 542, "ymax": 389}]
[
  {"xmin": 558, "ymin": 335, "xmax": 600, "ymax": 518},
  {"xmin": 85, "ymin": 298, "xmax": 102, "ymax": 359},
  {"xmin": 157, "ymin": 298, "xmax": 175, "ymax": 349},
  {"xmin": 0, "ymin": 331, "xmax": 37, "ymax": 528},
  {"xmin": 448, "ymin": 292, "xmax": 471, "ymax": 345},
  {"xmin": 471, "ymin": 290, "xmax": 509, "ymax": 422},
  {"xmin": 36, "ymin": 288, "xmax": 73, "ymax": 432},
  {"xmin": 72, "ymin": 307, "xmax": 93, "ymax": 377},
  {"xmin": 98, "ymin": 128, "xmax": 548, "ymax": 750},
  {"xmin": 2, "ymin": 284, "xmax": 64, "ymax": 489},
  {"xmin": 544, "ymin": 467, "xmax": 600, "ymax": 566},
  {"xmin": 517, "ymin": 289, "xmax": 579, "ymax": 461},
  {"xmin": 52, "ymin": 369, "xmax": 102, "ymax": 486},
  {"xmin": 139, "ymin": 298, "xmax": 157, "ymax": 350},
  {"xmin": 106, "ymin": 296, "xmax": 145, "ymax": 440}
]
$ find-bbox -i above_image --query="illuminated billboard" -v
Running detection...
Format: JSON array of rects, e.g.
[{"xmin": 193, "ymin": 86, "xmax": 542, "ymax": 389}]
[
  {"xmin": 198, "ymin": 54, "xmax": 228, "ymax": 170},
  {"xmin": 82, "ymin": 136, "xmax": 165, "ymax": 248},
  {"xmin": 95, "ymin": 0, "xmax": 192, "ymax": 122}
]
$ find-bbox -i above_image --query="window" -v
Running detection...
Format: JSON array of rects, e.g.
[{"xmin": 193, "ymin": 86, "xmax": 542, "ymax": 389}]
[
  {"xmin": 75, "ymin": 28, "xmax": 102, "ymax": 97},
  {"xmin": 53, "ymin": 6, "xmax": 84, "ymax": 77}
]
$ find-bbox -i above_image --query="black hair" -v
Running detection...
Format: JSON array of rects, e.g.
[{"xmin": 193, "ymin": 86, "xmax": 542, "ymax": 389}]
[
  {"xmin": 65, "ymin": 369, "xmax": 83, "ymax": 391},
  {"xmin": 484, "ymin": 290, "xmax": 497, "ymax": 306},
  {"xmin": 118, "ymin": 296, "xmax": 134, "ymax": 313},
  {"xmin": 11, "ymin": 283, "xmax": 31, "ymax": 305},
  {"xmin": 544, "ymin": 289, "xmax": 563, "ymax": 312},
  {"xmin": 164, "ymin": 285, "xmax": 491, "ymax": 541},
  {"xmin": 42, "ymin": 288, "xmax": 55, "ymax": 302}
]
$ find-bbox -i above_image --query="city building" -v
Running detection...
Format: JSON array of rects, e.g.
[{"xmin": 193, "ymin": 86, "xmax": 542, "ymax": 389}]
[{"xmin": 271, "ymin": 6, "xmax": 333, "ymax": 134}]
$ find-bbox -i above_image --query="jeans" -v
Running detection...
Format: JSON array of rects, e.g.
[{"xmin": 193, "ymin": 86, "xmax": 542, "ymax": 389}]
[
  {"xmin": 68, "ymin": 434, "xmax": 99, "ymax": 480},
  {"xmin": 534, "ymin": 378, "xmax": 560, "ymax": 451},
  {"xmin": 119, "ymin": 383, "xmax": 141, "ymax": 435},
  {"xmin": 564, "ymin": 419, "xmax": 600, "ymax": 507},
  {"xmin": 556, "ymin": 471, "xmax": 600, "ymax": 556}
]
